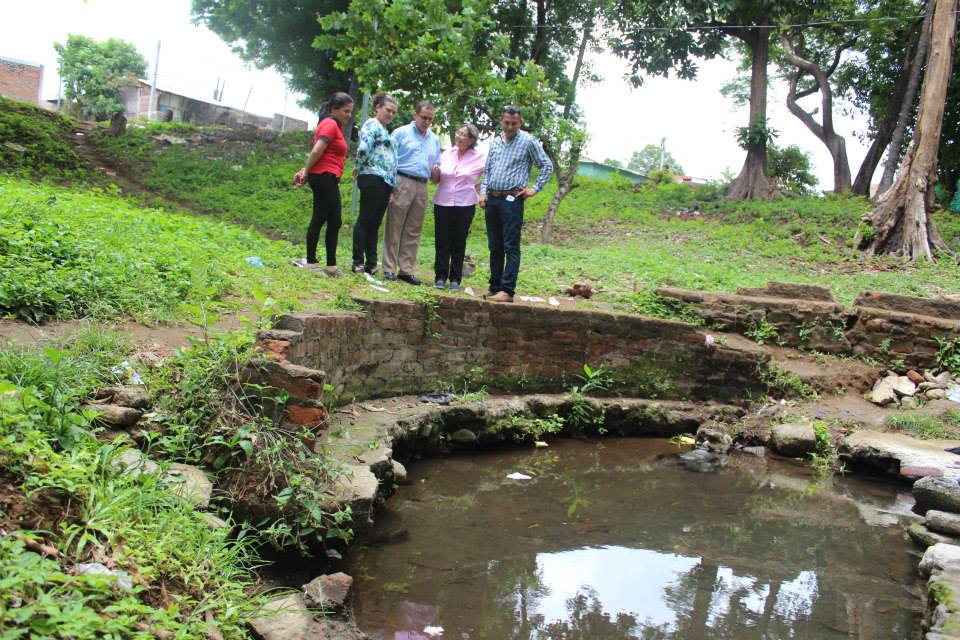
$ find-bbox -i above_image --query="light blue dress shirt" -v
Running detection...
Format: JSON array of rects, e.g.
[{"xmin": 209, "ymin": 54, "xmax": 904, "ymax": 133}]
[{"xmin": 392, "ymin": 122, "xmax": 442, "ymax": 180}]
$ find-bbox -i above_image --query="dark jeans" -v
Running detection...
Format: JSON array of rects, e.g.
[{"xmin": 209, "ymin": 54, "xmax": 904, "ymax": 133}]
[
  {"xmin": 306, "ymin": 172, "xmax": 342, "ymax": 266},
  {"xmin": 434, "ymin": 204, "xmax": 475, "ymax": 283},
  {"xmin": 353, "ymin": 174, "xmax": 392, "ymax": 270},
  {"xmin": 485, "ymin": 195, "xmax": 524, "ymax": 295}
]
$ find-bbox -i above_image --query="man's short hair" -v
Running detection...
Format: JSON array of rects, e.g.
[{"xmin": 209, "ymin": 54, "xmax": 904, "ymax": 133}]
[
  {"xmin": 415, "ymin": 101, "xmax": 435, "ymax": 114},
  {"xmin": 501, "ymin": 105, "xmax": 522, "ymax": 117}
]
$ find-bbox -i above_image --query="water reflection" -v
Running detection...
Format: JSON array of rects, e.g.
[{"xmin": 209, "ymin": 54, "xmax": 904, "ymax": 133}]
[{"xmin": 349, "ymin": 438, "xmax": 922, "ymax": 640}]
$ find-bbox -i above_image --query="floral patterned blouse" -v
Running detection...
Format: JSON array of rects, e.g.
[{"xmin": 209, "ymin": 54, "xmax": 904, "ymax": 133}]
[{"xmin": 356, "ymin": 118, "xmax": 398, "ymax": 187}]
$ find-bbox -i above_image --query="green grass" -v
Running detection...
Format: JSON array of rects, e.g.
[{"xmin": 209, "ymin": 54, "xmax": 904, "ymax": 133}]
[
  {"xmin": 0, "ymin": 177, "xmax": 334, "ymax": 323},
  {"xmin": 0, "ymin": 328, "xmax": 265, "ymax": 638},
  {"xmin": 885, "ymin": 411, "xmax": 960, "ymax": 440},
  {"xmin": 87, "ymin": 121, "xmax": 960, "ymax": 314},
  {"xmin": 0, "ymin": 96, "xmax": 90, "ymax": 181}
]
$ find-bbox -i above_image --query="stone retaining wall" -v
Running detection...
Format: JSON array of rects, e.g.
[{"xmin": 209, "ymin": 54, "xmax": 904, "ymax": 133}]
[
  {"xmin": 658, "ymin": 283, "xmax": 960, "ymax": 369},
  {"xmin": 246, "ymin": 297, "xmax": 768, "ymax": 426}
]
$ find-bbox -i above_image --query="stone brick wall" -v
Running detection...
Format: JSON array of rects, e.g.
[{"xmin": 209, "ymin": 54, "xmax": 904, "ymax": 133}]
[
  {"xmin": 0, "ymin": 58, "xmax": 42, "ymax": 105},
  {"xmin": 251, "ymin": 297, "xmax": 767, "ymax": 414},
  {"xmin": 657, "ymin": 283, "xmax": 960, "ymax": 368}
]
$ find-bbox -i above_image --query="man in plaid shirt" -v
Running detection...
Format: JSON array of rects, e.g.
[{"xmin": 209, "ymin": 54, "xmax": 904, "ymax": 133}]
[{"xmin": 478, "ymin": 105, "xmax": 553, "ymax": 303}]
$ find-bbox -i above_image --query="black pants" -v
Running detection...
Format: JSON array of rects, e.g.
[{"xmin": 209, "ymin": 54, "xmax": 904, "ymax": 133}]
[
  {"xmin": 434, "ymin": 204, "xmax": 475, "ymax": 283},
  {"xmin": 306, "ymin": 172, "xmax": 342, "ymax": 266},
  {"xmin": 353, "ymin": 174, "xmax": 392, "ymax": 270}
]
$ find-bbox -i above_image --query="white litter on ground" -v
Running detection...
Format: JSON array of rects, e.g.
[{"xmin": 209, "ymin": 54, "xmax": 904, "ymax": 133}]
[{"xmin": 506, "ymin": 472, "xmax": 532, "ymax": 480}]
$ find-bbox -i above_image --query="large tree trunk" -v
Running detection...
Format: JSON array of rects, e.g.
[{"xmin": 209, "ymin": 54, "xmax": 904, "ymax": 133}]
[
  {"xmin": 540, "ymin": 148, "xmax": 583, "ymax": 242},
  {"xmin": 861, "ymin": 0, "xmax": 957, "ymax": 260},
  {"xmin": 564, "ymin": 14, "xmax": 593, "ymax": 119},
  {"xmin": 853, "ymin": 26, "xmax": 922, "ymax": 196},
  {"xmin": 879, "ymin": 0, "xmax": 936, "ymax": 193},
  {"xmin": 780, "ymin": 33, "xmax": 854, "ymax": 193},
  {"xmin": 726, "ymin": 26, "xmax": 779, "ymax": 200}
]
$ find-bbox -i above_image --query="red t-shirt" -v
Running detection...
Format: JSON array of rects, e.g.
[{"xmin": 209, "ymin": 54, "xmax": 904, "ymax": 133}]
[{"xmin": 309, "ymin": 117, "xmax": 347, "ymax": 177}]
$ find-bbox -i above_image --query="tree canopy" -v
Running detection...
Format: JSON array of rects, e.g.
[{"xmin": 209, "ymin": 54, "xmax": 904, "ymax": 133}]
[
  {"xmin": 628, "ymin": 144, "xmax": 684, "ymax": 176},
  {"xmin": 191, "ymin": 0, "xmax": 351, "ymax": 109},
  {"xmin": 54, "ymin": 35, "xmax": 146, "ymax": 121}
]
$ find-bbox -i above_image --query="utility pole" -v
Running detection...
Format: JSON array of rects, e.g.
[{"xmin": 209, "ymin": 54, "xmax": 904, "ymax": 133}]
[
  {"xmin": 147, "ymin": 41, "xmax": 160, "ymax": 121},
  {"xmin": 240, "ymin": 85, "xmax": 253, "ymax": 126},
  {"xmin": 659, "ymin": 137, "xmax": 666, "ymax": 170}
]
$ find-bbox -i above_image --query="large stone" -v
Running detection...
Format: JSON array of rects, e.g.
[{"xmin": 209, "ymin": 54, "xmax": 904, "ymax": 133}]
[
  {"xmin": 841, "ymin": 431, "xmax": 960, "ymax": 483},
  {"xmin": 696, "ymin": 425, "xmax": 732, "ymax": 453},
  {"xmin": 111, "ymin": 449, "xmax": 159, "ymax": 477},
  {"xmin": 735, "ymin": 281, "xmax": 836, "ymax": 302},
  {"xmin": 95, "ymin": 385, "xmax": 150, "ymax": 409},
  {"xmin": 450, "ymin": 428, "xmax": 478, "ymax": 444},
  {"xmin": 302, "ymin": 572, "xmax": 354, "ymax": 612},
  {"xmin": 890, "ymin": 376, "xmax": 917, "ymax": 397},
  {"xmin": 249, "ymin": 594, "xmax": 368, "ymax": 640},
  {"xmin": 164, "ymin": 463, "xmax": 213, "ymax": 509},
  {"xmin": 334, "ymin": 465, "xmax": 380, "ymax": 530},
  {"xmin": 770, "ymin": 422, "xmax": 816, "ymax": 458},
  {"xmin": 867, "ymin": 378, "xmax": 898, "ymax": 405},
  {"xmin": 926, "ymin": 563, "xmax": 960, "ymax": 639},
  {"xmin": 83, "ymin": 403, "xmax": 142, "ymax": 428},
  {"xmin": 928, "ymin": 511, "xmax": 960, "ymax": 537},
  {"xmin": 915, "ymin": 476, "xmax": 960, "ymax": 515},
  {"xmin": 909, "ymin": 522, "xmax": 958, "ymax": 548},
  {"xmin": 920, "ymin": 543, "xmax": 960, "ymax": 577}
]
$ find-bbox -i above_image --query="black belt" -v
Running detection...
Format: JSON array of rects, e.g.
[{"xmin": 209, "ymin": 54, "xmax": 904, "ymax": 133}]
[
  {"xmin": 488, "ymin": 188, "xmax": 523, "ymax": 198},
  {"xmin": 398, "ymin": 171, "xmax": 428, "ymax": 183}
]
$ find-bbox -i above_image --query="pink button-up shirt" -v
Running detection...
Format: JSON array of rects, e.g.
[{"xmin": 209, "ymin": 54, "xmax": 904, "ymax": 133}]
[{"xmin": 433, "ymin": 146, "xmax": 486, "ymax": 207}]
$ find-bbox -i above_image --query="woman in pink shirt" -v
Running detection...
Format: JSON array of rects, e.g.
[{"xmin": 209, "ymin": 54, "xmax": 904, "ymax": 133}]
[{"xmin": 432, "ymin": 123, "xmax": 485, "ymax": 291}]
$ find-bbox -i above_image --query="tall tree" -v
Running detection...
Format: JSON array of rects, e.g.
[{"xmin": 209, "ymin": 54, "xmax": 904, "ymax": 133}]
[
  {"xmin": 611, "ymin": 0, "xmax": 826, "ymax": 200},
  {"xmin": 628, "ymin": 144, "xmax": 684, "ymax": 175},
  {"xmin": 860, "ymin": 0, "xmax": 957, "ymax": 260},
  {"xmin": 778, "ymin": 28, "xmax": 856, "ymax": 193},
  {"xmin": 191, "ymin": 0, "xmax": 352, "ymax": 110},
  {"xmin": 54, "ymin": 35, "xmax": 146, "ymax": 121}
]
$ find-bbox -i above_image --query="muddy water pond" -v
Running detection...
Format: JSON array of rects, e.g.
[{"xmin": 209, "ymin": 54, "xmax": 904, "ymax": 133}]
[{"xmin": 347, "ymin": 438, "xmax": 923, "ymax": 640}]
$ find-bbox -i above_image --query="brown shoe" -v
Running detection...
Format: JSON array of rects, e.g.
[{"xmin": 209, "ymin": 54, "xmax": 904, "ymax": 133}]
[{"xmin": 489, "ymin": 291, "xmax": 514, "ymax": 303}]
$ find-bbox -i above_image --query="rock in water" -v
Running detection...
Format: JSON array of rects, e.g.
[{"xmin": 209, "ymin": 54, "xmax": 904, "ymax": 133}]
[{"xmin": 914, "ymin": 476, "xmax": 960, "ymax": 515}]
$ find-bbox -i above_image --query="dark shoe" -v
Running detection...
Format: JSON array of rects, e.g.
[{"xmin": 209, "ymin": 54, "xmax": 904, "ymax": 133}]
[
  {"xmin": 398, "ymin": 274, "xmax": 422, "ymax": 286},
  {"xmin": 364, "ymin": 265, "xmax": 378, "ymax": 275},
  {"xmin": 383, "ymin": 271, "xmax": 396, "ymax": 281}
]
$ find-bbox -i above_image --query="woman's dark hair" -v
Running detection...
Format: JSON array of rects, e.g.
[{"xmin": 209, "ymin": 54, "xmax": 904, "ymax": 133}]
[
  {"xmin": 373, "ymin": 92, "xmax": 398, "ymax": 109},
  {"xmin": 318, "ymin": 92, "xmax": 354, "ymax": 120}
]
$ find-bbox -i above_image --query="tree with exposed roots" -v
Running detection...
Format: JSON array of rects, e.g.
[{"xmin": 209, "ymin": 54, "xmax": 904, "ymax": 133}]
[{"xmin": 860, "ymin": 0, "xmax": 957, "ymax": 260}]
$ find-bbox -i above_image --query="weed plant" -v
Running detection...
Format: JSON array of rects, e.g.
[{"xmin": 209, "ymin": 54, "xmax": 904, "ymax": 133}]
[
  {"xmin": 0, "ymin": 178, "xmax": 325, "ymax": 322},
  {"xmin": 0, "ymin": 97, "xmax": 90, "ymax": 180},
  {"xmin": 0, "ymin": 330, "xmax": 265, "ymax": 638},
  {"xmin": 886, "ymin": 412, "xmax": 959, "ymax": 440}
]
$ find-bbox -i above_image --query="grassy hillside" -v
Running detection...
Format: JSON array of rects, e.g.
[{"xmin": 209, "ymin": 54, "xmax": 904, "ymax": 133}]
[
  {"xmin": 90, "ymin": 120, "xmax": 960, "ymax": 308},
  {"xmin": 0, "ymin": 96, "xmax": 90, "ymax": 180}
]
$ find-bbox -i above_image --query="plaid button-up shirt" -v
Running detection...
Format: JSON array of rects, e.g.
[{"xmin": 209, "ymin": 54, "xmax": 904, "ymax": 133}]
[{"xmin": 480, "ymin": 129, "xmax": 552, "ymax": 196}]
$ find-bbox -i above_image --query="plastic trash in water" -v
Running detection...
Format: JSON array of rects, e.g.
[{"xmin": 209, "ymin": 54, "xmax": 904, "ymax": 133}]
[
  {"xmin": 245, "ymin": 256, "xmax": 265, "ymax": 267},
  {"xmin": 423, "ymin": 627, "xmax": 444, "ymax": 637},
  {"xmin": 506, "ymin": 472, "xmax": 532, "ymax": 480},
  {"xmin": 548, "ymin": 297, "xmax": 560, "ymax": 307}
]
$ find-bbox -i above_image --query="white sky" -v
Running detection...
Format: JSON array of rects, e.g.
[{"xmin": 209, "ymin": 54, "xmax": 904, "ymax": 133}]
[{"xmin": 2, "ymin": 0, "xmax": 870, "ymax": 185}]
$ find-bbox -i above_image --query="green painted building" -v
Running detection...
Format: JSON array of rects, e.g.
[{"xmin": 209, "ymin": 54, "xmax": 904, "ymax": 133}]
[{"xmin": 577, "ymin": 158, "xmax": 646, "ymax": 184}]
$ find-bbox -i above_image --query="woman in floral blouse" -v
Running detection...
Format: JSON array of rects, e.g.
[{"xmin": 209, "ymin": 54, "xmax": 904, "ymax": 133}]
[
  {"xmin": 432, "ymin": 123, "xmax": 485, "ymax": 290},
  {"xmin": 352, "ymin": 93, "xmax": 399, "ymax": 274}
]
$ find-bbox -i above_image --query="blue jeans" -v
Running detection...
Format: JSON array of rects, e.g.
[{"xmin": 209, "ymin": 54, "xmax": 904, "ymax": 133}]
[{"xmin": 485, "ymin": 196, "xmax": 524, "ymax": 295}]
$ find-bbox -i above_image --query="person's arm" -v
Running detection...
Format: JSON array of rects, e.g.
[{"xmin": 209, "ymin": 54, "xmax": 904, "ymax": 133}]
[
  {"xmin": 526, "ymin": 137, "xmax": 553, "ymax": 197},
  {"xmin": 294, "ymin": 132, "xmax": 329, "ymax": 185},
  {"xmin": 478, "ymin": 149, "xmax": 493, "ymax": 207},
  {"xmin": 355, "ymin": 121, "xmax": 372, "ymax": 170}
]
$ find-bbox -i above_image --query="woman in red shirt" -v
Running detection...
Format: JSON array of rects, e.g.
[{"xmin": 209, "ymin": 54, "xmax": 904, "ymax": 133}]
[{"xmin": 294, "ymin": 92, "xmax": 354, "ymax": 276}]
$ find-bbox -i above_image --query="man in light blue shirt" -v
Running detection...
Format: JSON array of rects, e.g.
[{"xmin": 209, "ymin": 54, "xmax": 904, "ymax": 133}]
[{"xmin": 383, "ymin": 102, "xmax": 442, "ymax": 285}]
